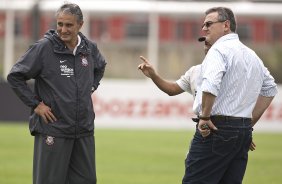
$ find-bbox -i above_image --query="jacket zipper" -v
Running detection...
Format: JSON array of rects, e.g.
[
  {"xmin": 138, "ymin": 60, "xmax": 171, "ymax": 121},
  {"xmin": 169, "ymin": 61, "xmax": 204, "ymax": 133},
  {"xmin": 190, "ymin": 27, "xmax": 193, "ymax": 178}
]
[{"xmin": 74, "ymin": 54, "xmax": 79, "ymax": 138}]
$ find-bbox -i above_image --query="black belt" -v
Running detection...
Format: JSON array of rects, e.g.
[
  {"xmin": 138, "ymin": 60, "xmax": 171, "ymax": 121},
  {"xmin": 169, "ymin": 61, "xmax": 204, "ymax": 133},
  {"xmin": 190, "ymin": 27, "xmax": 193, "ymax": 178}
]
[
  {"xmin": 211, "ymin": 115, "xmax": 251, "ymax": 122},
  {"xmin": 192, "ymin": 115, "xmax": 251, "ymax": 123}
]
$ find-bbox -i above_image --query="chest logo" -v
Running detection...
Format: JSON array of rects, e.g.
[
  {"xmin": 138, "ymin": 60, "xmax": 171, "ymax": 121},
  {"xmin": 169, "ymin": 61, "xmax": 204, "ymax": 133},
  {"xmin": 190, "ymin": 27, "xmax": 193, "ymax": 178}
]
[
  {"xmin": 80, "ymin": 54, "xmax": 88, "ymax": 67},
  {"xmin": 60, "ymin": 65, "xmax": 74, "ymax": 77}
]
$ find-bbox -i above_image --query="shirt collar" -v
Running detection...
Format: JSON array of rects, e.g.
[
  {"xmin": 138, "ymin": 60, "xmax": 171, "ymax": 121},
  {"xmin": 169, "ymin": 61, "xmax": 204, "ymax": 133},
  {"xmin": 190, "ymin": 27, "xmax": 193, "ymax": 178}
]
[
  {"xmin": 213, "ymin": 33, "xmax": 238, "ymax": 46},
  {"xmin": 73, "ymin": 35, "xmax": 81, "ymax": 55}
]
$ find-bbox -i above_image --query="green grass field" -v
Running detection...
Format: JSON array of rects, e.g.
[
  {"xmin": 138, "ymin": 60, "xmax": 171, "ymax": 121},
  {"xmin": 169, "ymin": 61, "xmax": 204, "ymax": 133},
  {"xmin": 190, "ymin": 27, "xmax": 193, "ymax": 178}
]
[{"xmin": 0, "ymin": 122, "xmax": 282, "ymax": 184}]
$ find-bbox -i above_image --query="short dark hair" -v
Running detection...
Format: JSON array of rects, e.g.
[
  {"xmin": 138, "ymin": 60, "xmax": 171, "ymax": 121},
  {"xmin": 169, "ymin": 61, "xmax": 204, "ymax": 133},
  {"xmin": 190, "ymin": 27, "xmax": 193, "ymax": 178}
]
[
  {"xmin": 205, "ymin": 7, "xmax": 236, "ymax": 32},
  {"xmin": 56, "ymin": 3, "xmax": 83, "ymax": 23}
]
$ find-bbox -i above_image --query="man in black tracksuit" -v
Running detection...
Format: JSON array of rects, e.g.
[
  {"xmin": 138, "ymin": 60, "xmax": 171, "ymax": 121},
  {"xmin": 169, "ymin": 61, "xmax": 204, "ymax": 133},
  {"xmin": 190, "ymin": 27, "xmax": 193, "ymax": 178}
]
[{"xmin": 7, "ymin": 3, "xmax": 106, "ymax": 184}]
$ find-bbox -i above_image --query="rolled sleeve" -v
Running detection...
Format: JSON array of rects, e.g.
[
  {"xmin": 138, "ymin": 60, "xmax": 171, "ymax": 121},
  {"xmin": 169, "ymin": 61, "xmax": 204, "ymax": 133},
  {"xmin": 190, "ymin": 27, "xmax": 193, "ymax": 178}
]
[
  {"xmin": 176, "ymin": 69, "xmax": 192, "ymax": 93},
  {"xmin": 260, "ymin": 67, "xmax": 278, "ymax": 97},
  {"xmin": 176, "ymin": 80, "xmax": 188, "ymax": 92},
  {"xmin": 260, "ymin": 86, "xmax": 278, "ymax": 97},
  {"xmin": 201, "ymin": 49, "xmax": 225, "ymax": 97},
  {"xmin": 201, "ymin": 78, "xmax": 219, "ymax": 96},
  {"xmin": 260, "ymin": 80, "xmax": 278, "ymax": 97}
]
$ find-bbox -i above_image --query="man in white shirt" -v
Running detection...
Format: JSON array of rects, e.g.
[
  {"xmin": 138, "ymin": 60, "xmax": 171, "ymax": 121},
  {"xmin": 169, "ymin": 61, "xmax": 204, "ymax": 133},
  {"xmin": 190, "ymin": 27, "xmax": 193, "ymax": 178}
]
[
  {"xmin": 139, "ymin": 7, "xmax": 278, "ymax": 184},
  {"xmin": 183, "ymin": 7, "xmax": 277, "ymax": 184}
]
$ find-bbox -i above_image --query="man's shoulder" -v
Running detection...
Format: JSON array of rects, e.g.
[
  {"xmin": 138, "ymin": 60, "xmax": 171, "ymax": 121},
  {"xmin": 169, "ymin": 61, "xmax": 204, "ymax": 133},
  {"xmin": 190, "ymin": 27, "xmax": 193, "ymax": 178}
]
[
  {"xmin": 181, "ymin": 64, "xmax": 201, "ymax": 79},
  {"xmin": 79, "ymin": 33, "xmax": 97, "ymax": 47},
  {"xmin": 26, "ymin": 37, "xmax": 51, "ymax": 52},
  {"xmin": 189, "ymin": 64, "xmax": 201, "ymax": 72},
  {"xmin": 36, "ymin": 37, "xmax": 50, "ymax": 45}
]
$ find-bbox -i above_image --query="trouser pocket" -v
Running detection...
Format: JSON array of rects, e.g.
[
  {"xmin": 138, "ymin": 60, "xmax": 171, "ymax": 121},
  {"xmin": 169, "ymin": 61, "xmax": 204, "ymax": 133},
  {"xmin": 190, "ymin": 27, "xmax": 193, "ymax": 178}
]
[{"xmin": 212, "ymin": 129, "xmax": 239, "ymax": 156}]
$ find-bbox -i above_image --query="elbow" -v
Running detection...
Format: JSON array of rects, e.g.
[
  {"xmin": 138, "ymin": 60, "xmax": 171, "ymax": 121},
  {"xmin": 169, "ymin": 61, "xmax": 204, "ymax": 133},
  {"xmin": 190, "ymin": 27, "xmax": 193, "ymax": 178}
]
[
  {"xmin": 165, "ymin": 87, "xmax": 182, "ymax": 96},
  {"xmin": 6, "ymin": 73, "xmax": 12, "ymax": 83},
  {"xmin": 166, "ymin": 91, "xmax": 177, "ymax": 96},
  {"xmin": 6, "ymin": 72, "xmax": 19, "ymax": 84}
]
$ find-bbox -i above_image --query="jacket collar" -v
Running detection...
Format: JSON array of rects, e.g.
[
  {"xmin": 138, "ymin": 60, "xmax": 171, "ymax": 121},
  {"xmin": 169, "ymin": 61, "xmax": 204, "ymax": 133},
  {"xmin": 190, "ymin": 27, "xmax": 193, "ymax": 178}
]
[{"xmin": 44, "ymin": 29, "xmax": 90, "ymax": 55}]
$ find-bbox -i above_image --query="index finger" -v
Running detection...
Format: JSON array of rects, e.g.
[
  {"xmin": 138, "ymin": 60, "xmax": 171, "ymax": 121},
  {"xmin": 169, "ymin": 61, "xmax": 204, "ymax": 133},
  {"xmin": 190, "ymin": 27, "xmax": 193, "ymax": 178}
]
[{"xmin": 139, "ymin": 56, "xmax": 149, "ymax": 64}]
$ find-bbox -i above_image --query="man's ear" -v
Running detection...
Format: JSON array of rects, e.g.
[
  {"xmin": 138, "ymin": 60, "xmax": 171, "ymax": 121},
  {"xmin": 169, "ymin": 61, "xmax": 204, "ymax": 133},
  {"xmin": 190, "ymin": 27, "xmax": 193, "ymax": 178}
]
[
  {"xmin": 224, "ymin": 20, "xmax": 230, "ymax": 32},
  {"xmin": 79, "ymin": 21, "xmax": 84, "ymax": 30}
]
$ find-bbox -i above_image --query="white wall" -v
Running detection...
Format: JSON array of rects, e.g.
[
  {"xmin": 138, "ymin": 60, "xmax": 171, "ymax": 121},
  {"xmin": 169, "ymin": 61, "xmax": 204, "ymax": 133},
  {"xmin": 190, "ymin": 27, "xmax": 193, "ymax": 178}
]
[{"xmin": 93, "ymin": 80, "xmax": 282, "ymax": 132}]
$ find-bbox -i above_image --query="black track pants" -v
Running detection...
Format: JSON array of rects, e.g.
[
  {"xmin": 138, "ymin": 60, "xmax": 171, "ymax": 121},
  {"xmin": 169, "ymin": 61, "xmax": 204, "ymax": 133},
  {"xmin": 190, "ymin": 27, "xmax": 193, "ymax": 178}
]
[{"xmin": 33, "ymin": 135, "xmax": 96, "ymax": 184}]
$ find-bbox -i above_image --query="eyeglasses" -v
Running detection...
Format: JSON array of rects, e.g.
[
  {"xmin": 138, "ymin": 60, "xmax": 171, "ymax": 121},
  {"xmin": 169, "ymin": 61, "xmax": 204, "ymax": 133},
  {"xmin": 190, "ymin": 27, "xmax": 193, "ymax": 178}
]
[{"xmin": 202, "ymin": 20, "xmax": 226, "ymax": 29}]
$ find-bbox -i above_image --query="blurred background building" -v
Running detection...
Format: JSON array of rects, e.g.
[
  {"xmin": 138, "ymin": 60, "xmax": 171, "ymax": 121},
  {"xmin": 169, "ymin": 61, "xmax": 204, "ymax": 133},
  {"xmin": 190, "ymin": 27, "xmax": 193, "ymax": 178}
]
[
  {"xmin": 0, "ymin": 0, "xmax": 282, "ymax": 82},
  {"xmin": 0, "ymin": 0, "xmax": 281, "ymax": 125}
]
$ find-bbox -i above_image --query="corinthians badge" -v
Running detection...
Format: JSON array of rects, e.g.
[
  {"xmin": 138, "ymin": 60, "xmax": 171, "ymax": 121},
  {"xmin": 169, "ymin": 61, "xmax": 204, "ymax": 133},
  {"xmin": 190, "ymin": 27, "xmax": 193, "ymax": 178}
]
[
  {"xmin": 45, "ymin": 136, "xmax": 55, "ymax": 146},
  {"xmin": 81, "ymin": 55, "xmax": 88, "ymax": 66}
]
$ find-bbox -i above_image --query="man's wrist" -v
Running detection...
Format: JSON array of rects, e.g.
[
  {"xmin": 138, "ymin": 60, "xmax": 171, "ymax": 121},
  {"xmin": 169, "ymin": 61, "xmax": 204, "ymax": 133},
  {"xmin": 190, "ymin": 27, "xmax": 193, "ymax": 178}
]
[
  {"xmin": 198, "ymin": 115, "xmax": 211, "ymax": 121},
  {"xmin": 32, "ymin": 101, "xmax": 40, "ymax": 109}
]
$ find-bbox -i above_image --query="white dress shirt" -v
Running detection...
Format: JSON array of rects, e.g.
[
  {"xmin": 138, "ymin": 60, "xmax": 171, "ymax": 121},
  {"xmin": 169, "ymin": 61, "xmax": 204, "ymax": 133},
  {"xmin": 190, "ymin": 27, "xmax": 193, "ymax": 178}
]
[
  {"xmin": 193, "ymin": 33, "xmax": 278, "ymax": 118},
  {"xmin": 176, "ymin": 64, "xmax": 201, "ymax": 99}
]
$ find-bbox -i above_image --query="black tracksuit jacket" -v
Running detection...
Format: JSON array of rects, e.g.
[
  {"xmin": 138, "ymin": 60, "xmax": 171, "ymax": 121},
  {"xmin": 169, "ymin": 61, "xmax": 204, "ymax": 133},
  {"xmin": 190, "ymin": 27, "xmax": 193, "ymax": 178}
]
[{"xmin": 7, "ymin": 29, "xmax": 107, "ymax": 138}]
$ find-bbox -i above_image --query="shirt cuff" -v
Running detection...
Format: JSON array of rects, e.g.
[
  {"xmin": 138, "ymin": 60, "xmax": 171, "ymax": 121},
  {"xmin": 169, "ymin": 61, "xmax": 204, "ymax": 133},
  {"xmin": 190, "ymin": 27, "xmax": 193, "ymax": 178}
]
[
  {"xmin": 201, "ymin": 80, "xmax": 219, "ymax": 96},
  {"xmin": 260, "ymin": 86, "xmax": 278, "ymax": 97}
]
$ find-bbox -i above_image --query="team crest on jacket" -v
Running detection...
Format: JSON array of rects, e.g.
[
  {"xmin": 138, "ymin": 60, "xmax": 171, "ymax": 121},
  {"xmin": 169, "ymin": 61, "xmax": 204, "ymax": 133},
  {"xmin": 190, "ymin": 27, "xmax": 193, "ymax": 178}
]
[
  {"xmin": 45, "ymin": 136, "xmax": 55, "ymax": 146},
  {"xmin": 80, "ymin": 54, "xmax": 88, "ymax": 66}
]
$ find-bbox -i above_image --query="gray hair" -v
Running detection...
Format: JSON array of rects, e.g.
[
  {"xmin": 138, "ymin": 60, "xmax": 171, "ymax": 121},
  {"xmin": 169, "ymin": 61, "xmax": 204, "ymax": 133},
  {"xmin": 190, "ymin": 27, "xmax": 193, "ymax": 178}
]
[
  {"xmin": 205, "ymin": 7, "xmax": 236, "ymax": 32},
  {"xmin": 56, "ymin": 3, "xmax": 83, "ymax": 23}
]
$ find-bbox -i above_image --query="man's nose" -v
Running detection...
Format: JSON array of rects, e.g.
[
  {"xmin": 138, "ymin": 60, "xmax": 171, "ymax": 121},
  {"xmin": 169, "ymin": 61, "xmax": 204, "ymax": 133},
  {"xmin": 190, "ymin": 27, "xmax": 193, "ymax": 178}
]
[
  {"xmin": 202, "ymin": 26, "xmax": 208, "ymax": 31},
  {"xmin": 61, "ymin": 26, "xmax": 68, "ymax": 32}
]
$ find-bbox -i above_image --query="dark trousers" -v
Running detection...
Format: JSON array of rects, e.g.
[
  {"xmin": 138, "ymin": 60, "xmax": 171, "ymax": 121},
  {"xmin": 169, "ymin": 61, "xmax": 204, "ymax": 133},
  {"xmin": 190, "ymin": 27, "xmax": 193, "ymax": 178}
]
[
  {"xmin": 182, "ymin": 118, "xmax": 252, "ymax": 184},
  {"xmin": 33, "ymin": 135, "xmax": 96, "ymax": 184}
]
